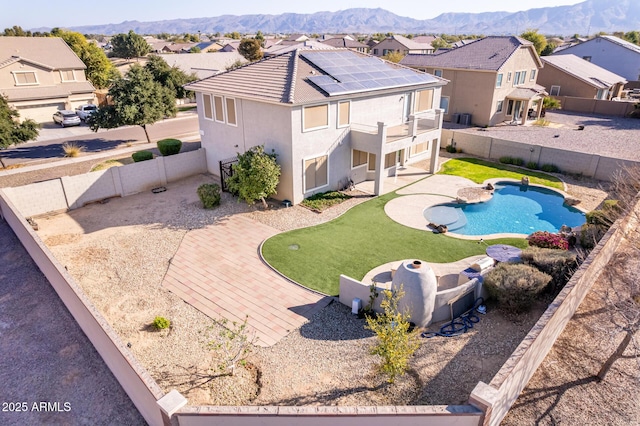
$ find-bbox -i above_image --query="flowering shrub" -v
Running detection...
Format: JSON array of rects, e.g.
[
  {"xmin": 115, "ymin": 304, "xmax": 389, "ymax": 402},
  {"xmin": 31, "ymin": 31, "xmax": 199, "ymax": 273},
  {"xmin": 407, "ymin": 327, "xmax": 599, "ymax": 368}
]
[{"xmin": 528, "ymin": 231, "xmax": 569, "ymax": 250}]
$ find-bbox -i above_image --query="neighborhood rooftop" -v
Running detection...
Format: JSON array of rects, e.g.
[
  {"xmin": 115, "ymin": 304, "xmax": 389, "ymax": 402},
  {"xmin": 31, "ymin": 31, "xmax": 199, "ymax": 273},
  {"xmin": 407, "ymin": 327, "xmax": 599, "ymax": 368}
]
[
  {"xmin": 185, "ymin": 48, "xmax": 443, "ymax": 104},
  {"xmin": 541, "ymin": 54, "xmax": 628, "ymax": 88},
  {"xmin": 0, "ymin": 36, "xmax": 86, "ymax": 70},
  {"xmin": 400, "ymin": 36, "xmax": 538, "ymax": 71}
]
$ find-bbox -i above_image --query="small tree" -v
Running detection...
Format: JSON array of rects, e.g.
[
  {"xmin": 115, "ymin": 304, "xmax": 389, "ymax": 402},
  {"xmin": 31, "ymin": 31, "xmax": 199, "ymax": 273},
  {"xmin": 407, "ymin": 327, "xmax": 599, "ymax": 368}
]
[
  {"xmin": 520, "ymin": 29, "xmax": 547, "ymax": 56},
  {"xmin": 238, "ymin": 39, "xmax": 263, "ymax": 62},
  {"xmin": 144, "ymin": 55, "xmax": 196, "ymax": 99},
  {"xmin": 208, "ymin": 316, "xmax": 257, "ymax": 376},
  {"xmin": 382, "ymin": 51, "xmax": 405, "ymax": 63},
  {"xmin": 111, "ymin": 30, "xmax": 150, "ymax": 60},
  {"xmin": 89, "ymin": 65, "xmax": 176, "ymax": 143},
  {"xmin": 226, "ymin": 145, "xmax": 281, "ymax": 209},
  {"xmin": 0, "ymin": 95, "xmax": 39, "ymax": 168},
  {"xmin": 365, "ymin": 285, "xmax": 420, "ymax": 383}
]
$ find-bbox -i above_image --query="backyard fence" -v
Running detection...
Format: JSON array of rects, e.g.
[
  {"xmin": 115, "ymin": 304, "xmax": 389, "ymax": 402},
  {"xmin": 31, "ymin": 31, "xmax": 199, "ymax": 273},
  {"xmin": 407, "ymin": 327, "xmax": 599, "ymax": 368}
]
[{"xmin": 552, "ymin": 96, "xmax": 636, "ymax": 117}]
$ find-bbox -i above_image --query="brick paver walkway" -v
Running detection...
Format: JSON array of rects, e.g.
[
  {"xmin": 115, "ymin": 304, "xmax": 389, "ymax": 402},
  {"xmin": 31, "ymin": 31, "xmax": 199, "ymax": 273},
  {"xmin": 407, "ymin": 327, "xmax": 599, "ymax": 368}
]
[{"xmin": 162, "ymin": 215, "xmax": 332, "ymax": 347}]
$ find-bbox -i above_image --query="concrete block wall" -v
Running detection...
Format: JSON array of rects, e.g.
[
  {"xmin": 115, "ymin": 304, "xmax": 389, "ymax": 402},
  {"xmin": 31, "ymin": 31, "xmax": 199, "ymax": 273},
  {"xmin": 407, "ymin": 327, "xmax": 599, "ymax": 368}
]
[
  {"xmin": 61, "ymin": 169, "xmax": 120, "ymax": 209},
  {"xmin": 164, "ymin": 149, "xmax": 208, "ymax": 182},
  {"xmin": 119, "ymin": 158, "xmax": 164, "ymax": 196},
  {"xmin": 2, "ymin": 179, "xmax": 68, "ymax": 217}
]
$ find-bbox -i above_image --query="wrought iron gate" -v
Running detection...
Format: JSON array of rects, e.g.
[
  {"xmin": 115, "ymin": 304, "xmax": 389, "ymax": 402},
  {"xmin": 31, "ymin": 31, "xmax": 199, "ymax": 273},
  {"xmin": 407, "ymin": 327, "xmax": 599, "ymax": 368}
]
[{"xmin": 219, "ymin": 156, "xmax": 238, "ymax": 193}]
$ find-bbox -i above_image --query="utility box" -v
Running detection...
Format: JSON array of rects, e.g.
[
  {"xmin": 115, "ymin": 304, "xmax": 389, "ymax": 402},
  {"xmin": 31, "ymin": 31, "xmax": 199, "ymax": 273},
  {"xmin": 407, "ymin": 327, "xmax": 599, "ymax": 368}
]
[
  {"xmin": 351, "ymin": 298, "xmax": 362, "ymax": 314},
  {"xmin": 452, "ymin": 113, "xmax": 461, "ymax": 124}
]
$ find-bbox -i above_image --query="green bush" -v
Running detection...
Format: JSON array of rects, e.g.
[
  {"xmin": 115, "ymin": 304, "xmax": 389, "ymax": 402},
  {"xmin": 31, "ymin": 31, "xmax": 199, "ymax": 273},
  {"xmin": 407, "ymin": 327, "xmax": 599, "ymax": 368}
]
[
  {"xmin": 521, "ymin": 247, "xmax": 578, "ymax": 292},
  {"xmin": 586, "ymin": 210, "xmax": 610, "ymax": 227},
  {"xmin": 152, "ymin": 316, "xmax": 170, "ymax": 330},
  {"xmin": 300, "ymin": 191, "xmax": 352, "ymax": 212},
  {"xmin": 197, "ymin": 183, "xmax": 221, "ymax": 209},
  {"xmin": 132, "ymin": 150, "xmax": 153, "ymax": 162},
  {"xmin": 157, "ymin": 138, "xmax": 182, "ymax": 156},
  {"xmin": 445, "ymin": 144, "xmax": 457, "ymax": 153},
  {"xmin": 540, "ymin": 164, "xmax": 560, "ymax": 173},
  {"xmin": 526, "ymin": 161, "xmax": 538, "ymax": 170},
  {"xmin": 499, "ymin": 156, "xmax": 513, "ymax": 164},
  {"xmin": 580, "ymin": 223, "xmax": 605, "ymax": 250},
  {"xmin": 484, "ymin": 263, "xmax": 551, "ymax": 313},
  {"xmin": 512, "ymin": 157, "xmax": 524, "ymax": 166}
]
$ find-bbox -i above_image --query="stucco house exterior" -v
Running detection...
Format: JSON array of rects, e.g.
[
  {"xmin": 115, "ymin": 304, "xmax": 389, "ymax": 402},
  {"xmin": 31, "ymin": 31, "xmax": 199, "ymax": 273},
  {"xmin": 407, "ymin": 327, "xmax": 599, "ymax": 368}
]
[
  {"xmin": 538, "ymin": 54, "xmax": 627, "ymax": 100},
  {"xmin": 400, "ymin": 36, "xmax": 546, "ymax": 127},
  {"xmin": 552, "ymin": 35, "xmax": 640, "ymax": 83},
  {"xmin": 185, "ymin": 48, "xmax": 447, "ymax": 204},
  {"xmin": 371, "ymin": 35, "xmax": 434, "ymax": 57},
  {"xmin": 0, "ymin": 36, "xmax": 95, "ymax": 123}
]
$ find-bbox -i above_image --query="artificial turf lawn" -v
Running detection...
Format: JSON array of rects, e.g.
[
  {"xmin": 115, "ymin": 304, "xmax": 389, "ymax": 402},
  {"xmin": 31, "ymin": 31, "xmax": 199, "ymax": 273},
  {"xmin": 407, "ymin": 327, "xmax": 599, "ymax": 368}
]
[
  {"xmin": 262, "ymin": 191, "xmax": 527, "ymax": 296},
  {"xmin": 438, "ymin": 158, "xmax": 563, "ymax": 190}
]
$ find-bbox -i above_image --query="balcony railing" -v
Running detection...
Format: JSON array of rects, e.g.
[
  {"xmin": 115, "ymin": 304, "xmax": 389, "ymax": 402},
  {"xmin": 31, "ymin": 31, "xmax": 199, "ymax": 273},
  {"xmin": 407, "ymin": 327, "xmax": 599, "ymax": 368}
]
[{"xmin": 386, "ymin": 110, "xmax": 441, "ymax": 143}]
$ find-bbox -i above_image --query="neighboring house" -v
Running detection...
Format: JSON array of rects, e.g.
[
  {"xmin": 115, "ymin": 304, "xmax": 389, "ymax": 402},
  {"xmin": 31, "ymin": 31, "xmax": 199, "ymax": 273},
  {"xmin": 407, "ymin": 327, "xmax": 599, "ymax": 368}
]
[
  {"xmin": 162, "ymin": 43, "xmax": 198, "ymax": 54},
  {"xmin": 319, "ymin": 37, "xmax": 369, "ymax": 53},
  {"xmin": 219, "ymin": 41, "xmax": 241, "ymax": 52},
  {"xmin": 0, "ymin": 36, "xmax": 95, "ymax": 123},
  {"xmin": 538, "ymin": 54, "xmax": 627, "ymax": 100},
  {"xmin": 149, "ymin": 41, "xmax": 173, "ymax": 54},
  {"xmin": 401, "ymin": 36, "xmax": 546, "ymax": 126},
  {"xmin": 552, "ymin": 35, "xmax": 640, "ymax": 82},
  {"xmin": 284, "ymin": 34, "xmax": 309, "ymax": 42},
  {"xmin": 185, "ymin": 49, "xmax": 447, "ymax": 204},
  {"xmin": 157, "ymin": 52, "xmax": 247, "ymax": 79},
  {"xmin": 263, "ymin": 40, "xmax": 336, "ymax": 57},
  {"xmin": 193, "ymin": 41, "xmax": 224, "ymax": 53},
  {"xmin": 371, "ymin": 35, "xmax": 434, "ymax": 57}
]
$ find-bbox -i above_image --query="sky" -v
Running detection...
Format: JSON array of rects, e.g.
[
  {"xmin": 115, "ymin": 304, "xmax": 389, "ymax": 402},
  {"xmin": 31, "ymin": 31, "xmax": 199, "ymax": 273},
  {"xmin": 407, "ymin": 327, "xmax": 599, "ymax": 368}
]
[{"xmin": 3, "ymin": 0, "xmax": 584, "ymax": 30}]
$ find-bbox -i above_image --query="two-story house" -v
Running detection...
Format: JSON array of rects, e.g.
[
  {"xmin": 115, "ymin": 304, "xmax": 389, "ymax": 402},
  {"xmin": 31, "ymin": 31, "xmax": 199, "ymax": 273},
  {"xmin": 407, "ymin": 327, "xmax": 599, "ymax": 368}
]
[
  {"xmin": 400, "ymin": 36, "xmax": 546, "ymax": 127},
  {"xmin": 552, "ymin": 35, "xmax": 640, "ymax": 83},
  {"xmin": 371, "ymin": 35, "xmax": 434, "ymax": 57},
  {"xmin": 0, "ymin": 36, "xmax": 95, "ymax": 123},
  {"xmin": 185, "ymin": 49, "xmax": 447, "ymax": 204}
]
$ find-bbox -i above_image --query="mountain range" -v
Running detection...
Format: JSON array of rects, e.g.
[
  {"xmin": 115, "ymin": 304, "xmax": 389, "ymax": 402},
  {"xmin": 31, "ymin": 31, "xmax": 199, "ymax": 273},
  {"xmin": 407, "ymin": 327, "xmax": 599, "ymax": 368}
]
[{"xmin": 60, "ymin": 0, "xmax": 640, "ymax": 36}]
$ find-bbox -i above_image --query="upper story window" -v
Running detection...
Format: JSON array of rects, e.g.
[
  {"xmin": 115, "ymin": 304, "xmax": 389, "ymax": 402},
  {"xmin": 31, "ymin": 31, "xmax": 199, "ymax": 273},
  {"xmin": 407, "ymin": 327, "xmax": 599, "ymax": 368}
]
[
  {"xmin": 434, "ymin": 69, "xmax": 443, "ymax": 78},
  {"xmin": 303, "ymin": 104, "xmax": 329, "ymax": 131},
  {"xmin": 530, "ymin": 69, "xmax": 536, "ymax": 81},
  {"xmin": 507, "ymin": 72, "xmax": 512, "ymax": 83},
  {"xmin": 203, "ymin": 94, "xmax": 213, "ymax": 120},
  {"xmin": 513, "ymin": 70, "xmax": 527, "ymax": 86},
  {"xmin": 13, "ymin": 71, "xmax": 38, "ymax": 86},
  {"xmin": 213, "ymin": 95, "xmax": 225, "ymax": 123},
  {"xmin": 338, "ymin": 101, "xmax": 350, "ymax": 127},
  {"xmin": 439, "ymin": 96, "xmax": 449, "ymax": 114},
  {"xmin": 225, "ymin": 98, "xmax": 237, "ymax": 126},
  {"xmin": 415, "ymin": 89, "xmax": 434, "ymax": 112},
  {"xmin": 60, "ymin": 70, "xmax": 76, "ymax": 82},
  {"xmin": 496, "ymin": 73, "xmax": 503, "ymax": 88},
  {"xmin": 204, "ymin": 94, "xmax": 236, "ymax": 126}
]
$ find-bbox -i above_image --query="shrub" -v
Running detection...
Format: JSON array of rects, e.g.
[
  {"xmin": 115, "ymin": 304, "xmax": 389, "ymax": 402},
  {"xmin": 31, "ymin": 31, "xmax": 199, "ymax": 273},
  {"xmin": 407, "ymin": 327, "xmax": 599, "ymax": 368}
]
[
  {"xmin": 586, "ymin": 210, "xmax": 610, "ymax": 227},
  {"xmin": 499, "ymin": 156, "xmax": 513, "ymax": 164},
  {"xmin": 62, "ymin": 142, "xmax": 84, "ymax": 157},
  {"xmin": 445, "ymin": 144, "xmax": 457, "ymax": 153},
  {"xmin": 365, "ymin": 285, "xmax": 420, "ymax": 383},
  {"xmin": 157, "ymin": 138, "xmax": 182, "ymax": 156},
  {"xmin": 152, "ymin": 316, "xmax": 170, "ymax": 330},
  {"xmin": 208, "ymin": 316, "xmax": 257, "ymax": 376},
  {"xmin": 512, "ymin": 157, "xmax": 524, "ymax": 166},
  {"xmin": 526, "ymin": 161, "xmax": 538, "ymax": 170},
  {"xmin": 197, "ymin": 183, "xmax": 221, "ymax": 209},
  {"xmin": 300, "ymin": 191, "xmax": 352, "ymax": 212},
  {"xmin": 484, "ymin": 263, "xmax": 552, "ymax": 313},
  {"xmin": 528, "ymin": 231, "xmax": 569, "ymax": 250},
  {"xmin": 580, "ymin": 223, "xmax": 605, "ymax": 250},
  {"xmin": 521, "ymin": 247, "xmax": 578, "ymax": 292},
  {"xmin": 132, "ymin": 150, "xmax": 153, "ymax": 162},
  {"xmin": 226, "ymin": 145, "xmax": 281, "ymax": 209},
  {"xmin": 541, "ymin": 164, "xmax": 560, "ymax": 173}
]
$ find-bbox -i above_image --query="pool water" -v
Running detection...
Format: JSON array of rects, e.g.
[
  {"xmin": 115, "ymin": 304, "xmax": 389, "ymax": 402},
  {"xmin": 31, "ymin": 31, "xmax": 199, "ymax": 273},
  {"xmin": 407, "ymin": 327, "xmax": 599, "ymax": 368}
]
[{"xmin": 423, "ymin": 182, "xmax": 586, "ymax": 236}]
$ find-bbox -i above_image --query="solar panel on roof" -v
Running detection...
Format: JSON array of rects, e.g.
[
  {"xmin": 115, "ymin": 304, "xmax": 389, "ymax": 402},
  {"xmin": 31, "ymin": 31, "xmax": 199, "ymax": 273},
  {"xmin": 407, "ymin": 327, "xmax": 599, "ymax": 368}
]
[{"xmin": 302, "ymin": 50, "xmax": 440, "ymax": 96}]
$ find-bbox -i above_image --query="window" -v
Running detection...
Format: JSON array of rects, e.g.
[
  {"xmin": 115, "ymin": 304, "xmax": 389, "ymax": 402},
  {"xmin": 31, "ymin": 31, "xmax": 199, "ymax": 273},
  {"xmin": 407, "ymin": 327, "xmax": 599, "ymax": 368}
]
[
  {"xmin": 582, "ymin": 56, "xmax": 592, "ymax": 62},
  {"xmin": 352, "ymin": 149, "xmax": 368, "ymax": 168},
  {"xmin": 225, "ymin": 97, "xmax": 237, "ymax": 126},
  {"xmin": 496, "ymin": 100, "xmax": 504, "ymax": 113},
  {"xmin": 303, "ymin": 104, "xmax": 329, "ymax": 131},
  {"xmin": 514, "ymin": 71, "xmax": 526, "ymax": 86},
  {"xmin": 368, "ymin": 153, "xmax": 376, "ymax": 171},
  {"xmin": 338, "ymin": 101, "xmax": 350, "ymax": 127},
  {"xmin": 519, "ymin": 71, "xmax": 527, "ymax": 85},
  {"xmin": 384, "ymin": 152, "xmax": 397, "ymax": 169},
  {"xmin": 507, "ymin": 72, "xmax": 512, "ymax": 82},
  {"xmin": 439, "ymin": 96, "xmax": 450, "ymax": 114},
  {"xmin": 434, "ymin": 69, "xmax": 443, "ymax": 78},
  {"xmin": 596, "ymin": 89, "xmax": 609, "ymax": 100},
  {"xmin": 60, "ymin": 70, "xmax": 75, "ymax": 82},
  {"xmin": 13, "ymin": 71, "xmax": 37, "ymax": 85},
  {"xmin": 203, "ymin": 94, "xmax": 213, "ymax": 120},
  {"xmin": 410, "ymin": 141, "xmax": 429, "ymax": 156},
  {"xmin": 496, "ymin": 73, "xmax": 503, "ymax": 88},
  {"xmin": 304, "ymin": 155, "xmax": 328, "ymax": 191},
  {"xmin": 550, "ymin": 85, "xmax": 561, "ymax": 96},
  {"xmin": 373, "ymin": 48, "xmax": 378, "ymax": 55},
  {"xmin": 506, "ymin": 99, "xmax": 514, "ymax": 115},
  {"xmin": 213, "ymin": 95, "xmax": 225, "ymax": 122},
  {"xmin": 530, "ymin": 69, "xmax": 536, "ymax": 81},
  {"xmin": 415, "ymin": 89, "xmax": 434, "ymax": 112}
]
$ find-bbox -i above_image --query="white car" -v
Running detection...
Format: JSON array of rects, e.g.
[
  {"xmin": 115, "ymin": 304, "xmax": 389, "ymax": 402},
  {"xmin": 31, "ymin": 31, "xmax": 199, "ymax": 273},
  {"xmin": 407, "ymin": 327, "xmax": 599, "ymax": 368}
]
[{"xmin": 75, "ymin": 104, "xmax": 98, "ymax": 121}]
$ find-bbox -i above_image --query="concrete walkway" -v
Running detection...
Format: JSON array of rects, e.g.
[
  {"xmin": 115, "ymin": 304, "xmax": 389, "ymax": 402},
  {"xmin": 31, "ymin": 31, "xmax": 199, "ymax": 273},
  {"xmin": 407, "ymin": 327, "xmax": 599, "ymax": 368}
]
[{"xmin": 162, "ymin": 215, "xmax": 332, "ymax": 347}]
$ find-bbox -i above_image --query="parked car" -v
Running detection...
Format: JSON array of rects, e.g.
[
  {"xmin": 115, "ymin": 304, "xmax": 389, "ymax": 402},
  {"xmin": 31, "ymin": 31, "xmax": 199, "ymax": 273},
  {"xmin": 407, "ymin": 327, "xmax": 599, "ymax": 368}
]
[
  {"xmin": 52, "ymin": 110, "xmax": 81, "ymax": 127},
  {"xmin": 75, "ymin": 104, "xmax": 98, "ymax": 121}
]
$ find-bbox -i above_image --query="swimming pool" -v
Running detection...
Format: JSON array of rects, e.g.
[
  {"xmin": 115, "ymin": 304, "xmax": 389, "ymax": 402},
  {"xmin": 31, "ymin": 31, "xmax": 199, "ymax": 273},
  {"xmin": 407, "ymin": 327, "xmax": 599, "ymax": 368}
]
[{"xmin": 423, "ymin": 181, "xmax": 586, "ymax": 236}]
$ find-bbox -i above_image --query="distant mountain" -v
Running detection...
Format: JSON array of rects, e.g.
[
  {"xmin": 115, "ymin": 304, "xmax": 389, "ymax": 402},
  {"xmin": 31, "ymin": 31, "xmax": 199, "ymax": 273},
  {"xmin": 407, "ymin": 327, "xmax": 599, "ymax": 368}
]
[{"xmin": 51, "ymin": 0, "xmax": 640, "ymax": 36}]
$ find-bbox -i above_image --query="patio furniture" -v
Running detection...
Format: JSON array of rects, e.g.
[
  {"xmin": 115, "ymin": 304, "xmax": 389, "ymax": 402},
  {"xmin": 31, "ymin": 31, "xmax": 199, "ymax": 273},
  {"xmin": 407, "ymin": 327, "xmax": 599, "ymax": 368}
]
[{"xmin": 486, "ymin": 244, "xmax": 522, "ymax": 263}]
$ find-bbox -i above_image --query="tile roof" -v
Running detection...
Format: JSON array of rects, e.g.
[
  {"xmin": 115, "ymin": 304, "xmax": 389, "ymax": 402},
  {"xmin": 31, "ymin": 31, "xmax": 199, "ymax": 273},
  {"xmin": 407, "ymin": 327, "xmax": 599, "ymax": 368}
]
[
  {"xmin": 2, "ymin": 81, "xmax": 95, "ymax": 101},
  {"xmin": 0, "ymin": 37, "xmax": 86, "ymax": 70},
  {"xmin": 157, "ymin": 52, "xmax": 247, "ymax": 79},
  {"xmin": 542, "ymin": 54, "xmax": 627, "ymax": 88},
  {"xmin": 185, "ymin": 48, "xmax": 446, "ymax": 105},
  {"xmin": 507, "ymin": 84, "xmax": 548, "ymax": 100},
  {"xmin": 264, "ymin": 40, "xmax": 337, "ymax": 57},
  {"xmin": 400, "ymin": 36, "xmax": 538, "ymax": 71},
  {"xmin": 599, "ymin": 35, "xmax": 640, "ymax": 55},
  {"xmin": 319, "ymin": 38, "xmax": 368, "ymax": 49},
  {"xmin": 391, "ymin": 34, "xmax": 432, "ymax": 50}
]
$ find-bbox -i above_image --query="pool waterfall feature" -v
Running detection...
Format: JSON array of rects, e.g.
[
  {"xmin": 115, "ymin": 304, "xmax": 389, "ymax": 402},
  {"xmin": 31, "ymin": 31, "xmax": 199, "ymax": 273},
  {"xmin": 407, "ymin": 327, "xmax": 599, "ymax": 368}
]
[{"xmin": 423, "ymin": 181, "xmax": 586, "ymax": 236}]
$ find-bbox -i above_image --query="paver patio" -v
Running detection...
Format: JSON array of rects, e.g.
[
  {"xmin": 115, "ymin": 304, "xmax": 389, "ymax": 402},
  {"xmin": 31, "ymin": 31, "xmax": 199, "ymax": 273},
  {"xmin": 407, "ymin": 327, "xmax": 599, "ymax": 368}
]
[{"xmin": 162, "ymin": 214, "xmax": 332, "ymax": 347}]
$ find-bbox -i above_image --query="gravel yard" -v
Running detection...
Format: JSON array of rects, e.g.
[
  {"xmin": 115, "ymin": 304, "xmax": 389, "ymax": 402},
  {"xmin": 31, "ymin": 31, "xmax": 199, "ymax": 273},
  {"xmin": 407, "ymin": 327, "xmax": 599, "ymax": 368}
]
[
  {"xmin": 32, "ymin": 170, "xmax": 607, "ymax": 408},
  {"xmin": 447, "ymin": 110, "xmax": 640, "ymax": 161}
]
